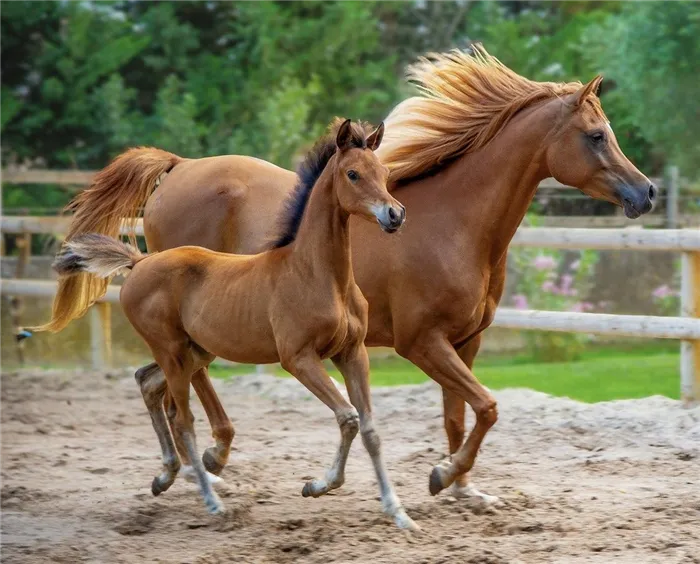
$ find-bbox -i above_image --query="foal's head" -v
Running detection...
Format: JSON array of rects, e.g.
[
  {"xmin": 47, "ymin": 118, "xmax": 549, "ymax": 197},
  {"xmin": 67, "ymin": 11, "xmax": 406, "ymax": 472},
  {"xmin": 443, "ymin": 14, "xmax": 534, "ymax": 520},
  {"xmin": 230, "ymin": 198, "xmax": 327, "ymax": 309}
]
[
  {"xmin": 545, "ymin": 76, "xmax": 656, "ymax": 219},
  {"xmin": 332, "ymin": 119, "xmax": 405, "ymax": 232}
]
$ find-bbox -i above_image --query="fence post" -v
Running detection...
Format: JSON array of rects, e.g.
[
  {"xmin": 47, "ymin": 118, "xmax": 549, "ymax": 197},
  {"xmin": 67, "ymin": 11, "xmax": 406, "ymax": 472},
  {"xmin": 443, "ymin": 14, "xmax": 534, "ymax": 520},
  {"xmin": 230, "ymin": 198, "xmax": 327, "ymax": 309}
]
[
  {"xmin": 666, "ymin": 165, "xmax": 679, "ymax": 228},
  {"xmin": 90, "ymin": 302, "xmax": 112, "ymax": 370},
  {"xmin": 680, "ymin": 250, "xmax": 700, "ymax": 404}
]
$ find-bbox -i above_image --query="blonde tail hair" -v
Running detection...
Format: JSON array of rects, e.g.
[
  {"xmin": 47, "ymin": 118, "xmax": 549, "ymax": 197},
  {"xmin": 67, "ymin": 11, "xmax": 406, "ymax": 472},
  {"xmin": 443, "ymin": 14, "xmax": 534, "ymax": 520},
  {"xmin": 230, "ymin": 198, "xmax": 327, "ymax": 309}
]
[{"xmin": 31, "ymin": 147, "xmax": 181, "ymax": 332}]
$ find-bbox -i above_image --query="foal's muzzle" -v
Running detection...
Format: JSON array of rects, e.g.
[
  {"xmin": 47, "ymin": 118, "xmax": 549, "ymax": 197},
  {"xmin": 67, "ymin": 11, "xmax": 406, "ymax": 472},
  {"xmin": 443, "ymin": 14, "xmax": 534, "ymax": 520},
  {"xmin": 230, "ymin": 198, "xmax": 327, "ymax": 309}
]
[{"xmin": 375, "ymin": 203, "xmax": 406, "ymax": 233}]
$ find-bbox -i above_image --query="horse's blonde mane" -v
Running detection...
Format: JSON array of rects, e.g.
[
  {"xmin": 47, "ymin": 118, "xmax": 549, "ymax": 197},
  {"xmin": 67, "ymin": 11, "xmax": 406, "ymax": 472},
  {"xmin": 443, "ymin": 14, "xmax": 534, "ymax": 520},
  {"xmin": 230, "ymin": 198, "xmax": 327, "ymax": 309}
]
[{"xmin": 377, "ymin": 44, "xmax": 603, "ymax": 183}]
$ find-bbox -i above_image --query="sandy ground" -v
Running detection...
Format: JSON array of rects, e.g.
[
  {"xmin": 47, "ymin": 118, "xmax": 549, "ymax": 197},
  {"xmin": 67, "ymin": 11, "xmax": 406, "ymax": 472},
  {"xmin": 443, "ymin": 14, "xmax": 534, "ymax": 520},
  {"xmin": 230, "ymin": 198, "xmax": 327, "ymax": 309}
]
[{"xmin": 2, "ymin": 367, "xmax": 699, "ymax": 563}]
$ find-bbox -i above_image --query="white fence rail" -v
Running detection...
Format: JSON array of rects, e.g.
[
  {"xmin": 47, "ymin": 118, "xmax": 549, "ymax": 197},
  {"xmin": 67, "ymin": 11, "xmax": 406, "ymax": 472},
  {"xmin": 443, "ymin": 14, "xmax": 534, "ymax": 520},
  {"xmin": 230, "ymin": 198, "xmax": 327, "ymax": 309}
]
[{"xmin": 2, "ymin": 219, "xmax": 699, "ymax": 403}]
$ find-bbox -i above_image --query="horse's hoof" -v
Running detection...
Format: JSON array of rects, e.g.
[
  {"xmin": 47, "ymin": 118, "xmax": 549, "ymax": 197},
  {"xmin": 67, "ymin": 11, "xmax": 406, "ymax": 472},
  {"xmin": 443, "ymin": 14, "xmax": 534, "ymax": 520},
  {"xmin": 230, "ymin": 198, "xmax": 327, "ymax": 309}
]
[
  {"xmin": 151, "ymin": 476, "xmax": 166, "ymax": 497},
  {"xmin": 301, "ymin": 482, "xmax": 312, "ymax": 498},
  {"xmin": 202, "ymin": 448, "xmax": 225, "ymax": 476},
  {"xmin": 429, "ymin": 466, "xmax": 446, "ymax": 496}
]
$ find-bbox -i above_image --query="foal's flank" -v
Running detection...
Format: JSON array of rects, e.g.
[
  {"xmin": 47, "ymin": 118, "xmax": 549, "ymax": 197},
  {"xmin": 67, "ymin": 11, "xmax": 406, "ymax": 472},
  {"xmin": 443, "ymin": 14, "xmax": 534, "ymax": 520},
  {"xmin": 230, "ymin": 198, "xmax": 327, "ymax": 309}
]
[{"xmin": 52, "ymin": 119, "xmax": 417, "ymax": 530}]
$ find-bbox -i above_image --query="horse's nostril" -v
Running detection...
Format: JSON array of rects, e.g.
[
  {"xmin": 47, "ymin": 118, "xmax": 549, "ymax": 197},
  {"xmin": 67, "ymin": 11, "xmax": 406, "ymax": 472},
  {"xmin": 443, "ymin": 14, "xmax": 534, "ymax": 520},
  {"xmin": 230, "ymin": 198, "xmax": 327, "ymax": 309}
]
[
  {"xmin": 648, "ymin": 183, "xmax": 657, "ymax": 201},
  {"xmin": 388, "ymin": 207, "xmax": 398, "ymax": 222}
]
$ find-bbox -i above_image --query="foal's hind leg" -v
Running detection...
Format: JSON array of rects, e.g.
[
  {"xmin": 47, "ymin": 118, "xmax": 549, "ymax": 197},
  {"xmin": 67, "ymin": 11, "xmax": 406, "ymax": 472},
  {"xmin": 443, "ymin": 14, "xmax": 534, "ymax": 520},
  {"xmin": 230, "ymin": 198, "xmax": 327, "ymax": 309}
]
[
  {"xmin": 165, "ymin": 368, "xmax": 233, "ymax": 483},
  {"xmin": 333, "ymin": 344, "xmax": 418, "ymax": 531},
  {"xmin": 135, "ymin": 362, "xmax": 180, "ymax": 495},
  {"xmin": 156, "ymin": 351, "xmax": 224, "ymax": 515},
  {"xmin": 280, "ymin": 352, "xmax": 359, "ymax": 497},
  {"xmin": 193, "ymin": 368, "xmax": 235, "ymax": 476}
]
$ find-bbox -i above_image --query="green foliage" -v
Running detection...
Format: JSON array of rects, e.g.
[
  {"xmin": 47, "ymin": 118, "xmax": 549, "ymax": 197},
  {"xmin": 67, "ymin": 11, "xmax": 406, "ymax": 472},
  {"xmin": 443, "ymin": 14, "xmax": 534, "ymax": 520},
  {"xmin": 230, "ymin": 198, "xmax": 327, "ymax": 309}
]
[
  {"xmin": 2, "ymin": 1, "xmax": 698, "ymax": 214},
  {"xmin": 582, "ymin": 1, "xmax": 700, "ymax": 176}
]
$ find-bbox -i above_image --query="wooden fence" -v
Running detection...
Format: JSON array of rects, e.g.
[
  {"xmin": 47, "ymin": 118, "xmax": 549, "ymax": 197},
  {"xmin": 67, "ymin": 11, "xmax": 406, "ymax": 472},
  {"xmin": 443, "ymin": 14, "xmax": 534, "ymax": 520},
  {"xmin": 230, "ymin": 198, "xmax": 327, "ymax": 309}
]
[
  {"xmin": 2, "ymin": 215, "xmax": 699, "ymax": 403},
  {"xmin": 3, "ymin": 167, "xmax": 694, "ymax": 228}
]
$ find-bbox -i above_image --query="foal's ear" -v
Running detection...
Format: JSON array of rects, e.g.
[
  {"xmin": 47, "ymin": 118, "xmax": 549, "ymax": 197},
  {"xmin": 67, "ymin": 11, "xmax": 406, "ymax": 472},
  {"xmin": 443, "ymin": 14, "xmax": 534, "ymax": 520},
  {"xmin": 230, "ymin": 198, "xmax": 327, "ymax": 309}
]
[
  {"xmin": 572, "ymin": 75, "xmax": 604, "ymax": 108},
  {"xmin": 366, "ymin": 122, "xmax": 385, "ymax": 152},
  {"xmin": 336, "ymin": 118, "xmax": 353, "ymax": 151}
]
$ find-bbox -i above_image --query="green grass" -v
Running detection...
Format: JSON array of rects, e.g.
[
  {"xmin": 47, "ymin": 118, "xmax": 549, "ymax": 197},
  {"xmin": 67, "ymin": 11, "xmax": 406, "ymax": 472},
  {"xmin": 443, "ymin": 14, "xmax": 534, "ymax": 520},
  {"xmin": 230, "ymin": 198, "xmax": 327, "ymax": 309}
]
[{"xmin": 209, "ymin": 340, "xmax": 681, "ymax": 403}]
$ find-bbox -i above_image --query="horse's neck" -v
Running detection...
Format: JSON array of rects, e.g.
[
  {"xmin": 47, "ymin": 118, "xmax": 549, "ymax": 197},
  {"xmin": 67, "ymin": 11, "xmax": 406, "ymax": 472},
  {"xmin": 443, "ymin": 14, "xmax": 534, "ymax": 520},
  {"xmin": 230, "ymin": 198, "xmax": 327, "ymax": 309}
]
[
  {"xmin": 289, "ymin": 166, "xmax": 352, "ymax": 287},
  {"xmin": 443, "ymin": 99, "xmax": 560, "ymax": 262}
]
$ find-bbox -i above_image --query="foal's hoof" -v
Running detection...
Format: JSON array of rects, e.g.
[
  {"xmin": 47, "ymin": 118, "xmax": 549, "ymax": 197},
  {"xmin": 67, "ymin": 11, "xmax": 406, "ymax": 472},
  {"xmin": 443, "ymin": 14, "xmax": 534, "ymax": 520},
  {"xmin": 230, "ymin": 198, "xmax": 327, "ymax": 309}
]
[
  {"xmin": 151, "ymin": 476, "xmax": 171, "ymax": 497},
  {"xmin": 429, "ymin": 466, "xmax": 447, "ymax": 496},
  {"xmin": 204, "ymin": 492, "xmax": 225, "ymax": 516},
  {"xmin": 301, "ymin": 479, "xmax": 330, "ymax": 498},
  {"xmin": 202, "ymin": 448, "xmax": 225, "ymax": 476}
]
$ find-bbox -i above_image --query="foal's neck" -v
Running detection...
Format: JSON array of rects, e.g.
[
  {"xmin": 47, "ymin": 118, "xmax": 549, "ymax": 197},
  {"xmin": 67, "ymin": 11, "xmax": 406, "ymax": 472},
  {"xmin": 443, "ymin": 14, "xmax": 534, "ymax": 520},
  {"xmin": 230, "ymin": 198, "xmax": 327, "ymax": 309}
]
[{"xmin": 288, "ymin": 162, "xmax": 352, "ymax": 287}]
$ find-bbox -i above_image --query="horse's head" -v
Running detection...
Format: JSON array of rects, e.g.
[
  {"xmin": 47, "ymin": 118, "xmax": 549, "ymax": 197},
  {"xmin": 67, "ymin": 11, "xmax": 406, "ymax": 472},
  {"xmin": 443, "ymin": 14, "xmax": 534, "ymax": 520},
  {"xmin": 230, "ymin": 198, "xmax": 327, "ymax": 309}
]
[
  {"xmin": 545, "ymin": 76, "xmax": 656, "ymax": 218},
  {"xmin": 334, "ymin": 119, "xmax": 405, "ymax": 233}
]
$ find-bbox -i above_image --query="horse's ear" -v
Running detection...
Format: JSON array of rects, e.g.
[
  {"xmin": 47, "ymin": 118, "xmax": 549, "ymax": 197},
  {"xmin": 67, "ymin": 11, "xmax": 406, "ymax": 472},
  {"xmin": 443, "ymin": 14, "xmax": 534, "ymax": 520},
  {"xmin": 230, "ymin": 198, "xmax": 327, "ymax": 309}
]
[
  {"xmin": 366, "ymin": 122, "xmax": 385, "ymax": 152},
  {"xmin": 572, "ymin": 75, "xmax": 604, "ymax": 108},
  {"xmin": 336, "ymin": 118, "xmax": 353, "ymax": 151}
]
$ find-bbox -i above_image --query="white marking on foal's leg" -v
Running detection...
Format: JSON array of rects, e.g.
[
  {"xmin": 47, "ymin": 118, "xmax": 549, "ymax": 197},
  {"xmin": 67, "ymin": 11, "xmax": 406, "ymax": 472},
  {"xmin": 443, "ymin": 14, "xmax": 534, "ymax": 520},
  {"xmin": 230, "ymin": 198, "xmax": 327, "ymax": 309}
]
[
  {"xmin": 359, "ymin": 417, "xmax": 419, "ymax": 531},
  {"xmin": 181, "ymin": 430, "xmax": 224, "ymax": 515},
  {"xmin": 179, "ymin": 465, "xmax": 224, "ymax": 486},
  {"xmin": 302, "ymin": 409, "xmax": 359, "ymax": 498}
]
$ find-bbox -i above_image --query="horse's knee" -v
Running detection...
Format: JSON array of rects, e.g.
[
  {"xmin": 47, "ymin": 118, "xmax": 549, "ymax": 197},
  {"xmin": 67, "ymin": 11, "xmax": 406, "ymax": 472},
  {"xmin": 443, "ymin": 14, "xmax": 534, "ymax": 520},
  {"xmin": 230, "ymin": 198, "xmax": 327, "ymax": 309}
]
[
  {"xmin": 135, "ymin": 362, "xmax": 159, "ymax": 388},
  {"xmin": 476, "ymin": 399, "xmax": 498, "ymax": 429}
]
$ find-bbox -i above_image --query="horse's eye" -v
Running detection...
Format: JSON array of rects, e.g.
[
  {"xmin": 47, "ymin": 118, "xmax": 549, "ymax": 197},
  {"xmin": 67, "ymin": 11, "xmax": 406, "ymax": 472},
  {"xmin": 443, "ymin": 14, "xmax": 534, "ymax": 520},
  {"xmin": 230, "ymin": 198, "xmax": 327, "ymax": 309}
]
[
  {"xmin": 347, "ymin": 170, "xmax": 359, "ymax": 181},
  {"xmin": 589, "ymin": 131, "xmax": 605, "ymax": 144}
]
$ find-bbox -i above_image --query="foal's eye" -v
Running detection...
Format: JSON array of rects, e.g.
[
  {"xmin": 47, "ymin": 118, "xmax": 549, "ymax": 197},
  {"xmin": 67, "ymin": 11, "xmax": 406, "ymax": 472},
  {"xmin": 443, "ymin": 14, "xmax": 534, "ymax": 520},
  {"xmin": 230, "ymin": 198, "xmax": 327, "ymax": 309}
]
[
  {"xmin": 588, "ymin": 131, "xmax": 606, "ymax": 144},
  {"xmin": 347, "ymin": 170, "xmax": 359, "ymax": 182}
]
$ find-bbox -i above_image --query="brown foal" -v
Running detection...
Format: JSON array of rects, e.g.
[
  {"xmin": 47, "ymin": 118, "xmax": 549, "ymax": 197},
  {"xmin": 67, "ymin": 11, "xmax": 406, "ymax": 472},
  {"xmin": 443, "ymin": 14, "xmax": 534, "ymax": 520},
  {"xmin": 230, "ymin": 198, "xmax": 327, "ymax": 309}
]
[
  {"xmin": 37, "ymin": 45, "xmax": 655, "ymax": 502},
  {"xmin": 51, "ymin": 120, "xmax": 417, "ymax": 529}
]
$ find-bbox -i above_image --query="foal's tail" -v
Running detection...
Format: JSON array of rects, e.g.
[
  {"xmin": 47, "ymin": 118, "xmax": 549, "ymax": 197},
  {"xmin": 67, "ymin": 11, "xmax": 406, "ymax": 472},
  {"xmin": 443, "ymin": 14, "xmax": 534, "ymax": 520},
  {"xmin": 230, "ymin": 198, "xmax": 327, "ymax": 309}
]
[
  {"xmin": 53, "ymin": 234, "xmax": 145, "ymax": 280},
  {"xmin": 31, "ymin": 147, "xmax": 182, "ymax": 333}
]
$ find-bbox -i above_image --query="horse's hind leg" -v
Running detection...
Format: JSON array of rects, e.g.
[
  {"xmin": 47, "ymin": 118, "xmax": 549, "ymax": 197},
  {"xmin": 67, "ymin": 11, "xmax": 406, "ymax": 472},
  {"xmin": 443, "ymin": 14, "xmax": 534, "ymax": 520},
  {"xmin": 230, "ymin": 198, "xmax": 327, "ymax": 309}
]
[
  {"xmin": 280, "ymin": 352, "xmax": 359, "ymax": 497},
  {"xmin": 333, "ymin": 344, "xmax": 418, "ymax": 531},
  {"xmin": 135, "ymin": 362, "xmax": 180, "ymax": 496}
]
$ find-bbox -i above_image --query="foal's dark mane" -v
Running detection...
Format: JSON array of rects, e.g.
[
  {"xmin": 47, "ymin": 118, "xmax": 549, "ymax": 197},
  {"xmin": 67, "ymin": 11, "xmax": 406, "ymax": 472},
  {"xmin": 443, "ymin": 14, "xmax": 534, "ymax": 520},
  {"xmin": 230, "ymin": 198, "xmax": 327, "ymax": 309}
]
[{"xmin": 271, "ymin": 119, "xmax": 373, "ymax": 249}]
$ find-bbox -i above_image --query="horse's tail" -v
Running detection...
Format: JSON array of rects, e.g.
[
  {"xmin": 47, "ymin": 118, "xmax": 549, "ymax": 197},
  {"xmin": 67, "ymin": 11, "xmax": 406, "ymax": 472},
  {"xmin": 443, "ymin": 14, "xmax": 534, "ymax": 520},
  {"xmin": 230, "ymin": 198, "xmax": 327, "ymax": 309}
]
[
  {"xmin": 30, "ymin": 147, "xmax": 182, "ymax": 333},
  {"xmin": 53, "ymin": 233, "xmax": 145, "ymax": 280}
]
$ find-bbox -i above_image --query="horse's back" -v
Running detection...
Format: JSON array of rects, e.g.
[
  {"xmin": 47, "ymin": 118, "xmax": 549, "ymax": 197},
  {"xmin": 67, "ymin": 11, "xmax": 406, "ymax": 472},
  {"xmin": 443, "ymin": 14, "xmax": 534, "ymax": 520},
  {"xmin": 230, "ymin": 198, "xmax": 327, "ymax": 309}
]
[{"xmin": 143, "ymin": 154, "xmax": 297, "ymax": 255}]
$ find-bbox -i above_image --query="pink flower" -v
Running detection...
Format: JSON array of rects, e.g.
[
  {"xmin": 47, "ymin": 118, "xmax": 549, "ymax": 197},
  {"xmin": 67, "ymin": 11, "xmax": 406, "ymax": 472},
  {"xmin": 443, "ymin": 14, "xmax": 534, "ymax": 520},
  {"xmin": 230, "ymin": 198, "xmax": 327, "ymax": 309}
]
[
  {"xmin": 560, "ymin": 274, "xmax": 574, "ymax": 294},
  {"xmin": 652, "ymin": 285, "xmax": 672, "ymax": 299},
  {"xmin": 569, "ymin": 302, "xmax": 594, "ymax": 313},
  {"xmin": 541, "ymin": 280, "xmax": 556, "ymax": 293},
  {"xmin": 532, "ymin": 255, "xmax": 556, "ymax": 271},
  {"xmin": 513, "ymin": 294, "xmax": 529, "ymax": 310}
]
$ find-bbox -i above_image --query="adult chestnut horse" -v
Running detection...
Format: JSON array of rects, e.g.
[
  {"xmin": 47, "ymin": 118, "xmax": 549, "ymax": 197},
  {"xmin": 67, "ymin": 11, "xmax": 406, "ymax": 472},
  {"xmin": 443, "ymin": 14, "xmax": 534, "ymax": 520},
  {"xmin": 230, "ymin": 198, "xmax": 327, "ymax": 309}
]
[{"xmin": 36, "ymin": 46, "xmax": 655, "ymax": 500}]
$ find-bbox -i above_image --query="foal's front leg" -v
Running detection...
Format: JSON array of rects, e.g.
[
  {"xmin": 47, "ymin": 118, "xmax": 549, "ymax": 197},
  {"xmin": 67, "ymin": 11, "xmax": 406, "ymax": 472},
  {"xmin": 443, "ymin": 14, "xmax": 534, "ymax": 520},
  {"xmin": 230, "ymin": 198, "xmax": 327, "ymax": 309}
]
[
  {"xmin": 332, "ymin": 344, "xmax": 418, "ymax": 531},
  {"xmin": 281, "ymin": 352, "xmax": 360, "ymax": 497}
]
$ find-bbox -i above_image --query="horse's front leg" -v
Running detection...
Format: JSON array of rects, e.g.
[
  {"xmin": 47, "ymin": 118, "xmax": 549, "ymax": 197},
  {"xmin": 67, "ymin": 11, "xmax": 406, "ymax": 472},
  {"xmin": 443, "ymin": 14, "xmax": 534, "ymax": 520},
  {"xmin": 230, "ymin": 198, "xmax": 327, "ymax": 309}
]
[
  {"xmin": 398, "ymin": 332, "xmax": 498, "ymax": 498},
  {"xmin": 441, "ymin": 335, "xmax": 499, "ymax": 504},
  {"xmin": 332, "ymin": 343, "xmax": 419, "ymax": 531}
]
